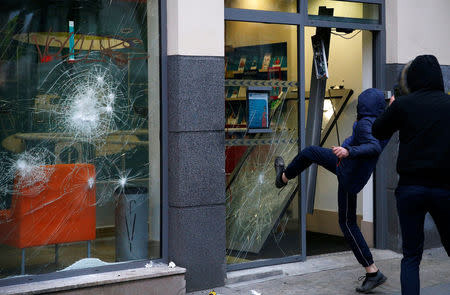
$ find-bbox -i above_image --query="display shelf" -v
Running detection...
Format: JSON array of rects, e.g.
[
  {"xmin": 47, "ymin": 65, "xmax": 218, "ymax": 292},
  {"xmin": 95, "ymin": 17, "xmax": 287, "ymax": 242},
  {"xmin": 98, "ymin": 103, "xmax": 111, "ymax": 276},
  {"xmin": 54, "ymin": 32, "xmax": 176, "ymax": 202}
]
[
  {"xmin": 225, "ymin": 97, "xmax": 246, "ymax": 102},
  {"xmin": 305, "ymin": 88, "xmax": 348, "ymax": 99},
  {"xmin": 225, "ymin": 127, "xmax": 247, "ymax": 133},
  {"xmin": 225, "ymin": 88, "xmax": 350, "ymax": 102},
  {"xmin": 225, "ymin": 85, "xmax": 293, "ymax": 130},
  {"xmin": 258, "ymin": 67, "xmax": 287, "ymax": 73},
  {"xmin": 225, "ymin": 42, "xmax": 289, "ymax": 136},
  {"xmin": 228, "ymin": 67, "xmax": 287, "ymax": 76}
]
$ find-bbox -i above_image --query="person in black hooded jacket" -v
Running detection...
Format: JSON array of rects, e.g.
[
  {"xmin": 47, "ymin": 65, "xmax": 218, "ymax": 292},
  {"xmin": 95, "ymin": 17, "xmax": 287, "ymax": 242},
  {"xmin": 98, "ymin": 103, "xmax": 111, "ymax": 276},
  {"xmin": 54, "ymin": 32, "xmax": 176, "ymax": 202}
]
[
  {"xmin": 372, "ymin": 55, "xmax": 450, "ymax": 295},
  {"xmin": 275, "ymin": 88, "xmax": 389, "ymax": 293}
]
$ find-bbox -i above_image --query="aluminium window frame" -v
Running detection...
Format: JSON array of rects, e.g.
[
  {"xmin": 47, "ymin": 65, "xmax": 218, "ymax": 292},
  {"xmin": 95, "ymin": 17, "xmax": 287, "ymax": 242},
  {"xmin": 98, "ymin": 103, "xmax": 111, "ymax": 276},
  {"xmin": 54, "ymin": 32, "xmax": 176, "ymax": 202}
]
[{"xmin": 225, "ymin": 0, "xmax": 386, "ymax": 272}]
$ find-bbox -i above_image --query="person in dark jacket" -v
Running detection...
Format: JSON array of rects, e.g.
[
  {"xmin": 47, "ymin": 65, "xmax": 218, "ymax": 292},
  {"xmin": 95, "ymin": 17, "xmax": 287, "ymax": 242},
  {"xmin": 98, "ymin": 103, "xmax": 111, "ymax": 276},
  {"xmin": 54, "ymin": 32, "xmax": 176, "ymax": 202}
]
[
  {"xmin": 275, "ymin": 88, "xmax": 389, "ymax": 293},
  {"xmin": 372, "ymin": 55, "xmax": 450, "ymax": 295}
]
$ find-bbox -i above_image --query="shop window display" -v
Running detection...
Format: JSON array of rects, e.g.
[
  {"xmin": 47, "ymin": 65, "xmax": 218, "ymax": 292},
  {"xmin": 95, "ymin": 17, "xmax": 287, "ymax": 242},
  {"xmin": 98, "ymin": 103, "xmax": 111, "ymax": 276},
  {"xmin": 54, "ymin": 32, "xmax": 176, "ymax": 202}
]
[
  {"xmin": 0, "ymin": 0, "xmax": 160, "ymax": 277},
  {"xmin": 225, "ymin": 21, "xmax": 301, "ymax": 263}
]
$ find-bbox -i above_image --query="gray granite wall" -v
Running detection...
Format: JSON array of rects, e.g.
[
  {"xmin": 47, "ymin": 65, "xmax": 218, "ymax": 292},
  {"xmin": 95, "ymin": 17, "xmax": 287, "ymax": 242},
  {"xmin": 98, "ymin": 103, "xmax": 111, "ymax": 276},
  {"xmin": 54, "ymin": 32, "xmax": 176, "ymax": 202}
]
[
  {"xmin": 378, "ymin": 63, "xmax": 450, "ymax": 252},
  {"xmin": 167, "ymin": 55, "xmax": 226, "ymax": 292}
]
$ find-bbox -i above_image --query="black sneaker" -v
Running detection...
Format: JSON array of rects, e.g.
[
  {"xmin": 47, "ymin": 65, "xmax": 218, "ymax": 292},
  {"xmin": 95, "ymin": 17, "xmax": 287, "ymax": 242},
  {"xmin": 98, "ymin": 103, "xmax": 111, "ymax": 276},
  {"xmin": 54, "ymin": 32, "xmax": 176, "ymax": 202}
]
[
  {"xmin": 274, "ymin": 156, "xmax": 286, "ymax": 188},
  {"xmin": 356, "ymin": 271, "xmax": 387, "ymax": 293}
]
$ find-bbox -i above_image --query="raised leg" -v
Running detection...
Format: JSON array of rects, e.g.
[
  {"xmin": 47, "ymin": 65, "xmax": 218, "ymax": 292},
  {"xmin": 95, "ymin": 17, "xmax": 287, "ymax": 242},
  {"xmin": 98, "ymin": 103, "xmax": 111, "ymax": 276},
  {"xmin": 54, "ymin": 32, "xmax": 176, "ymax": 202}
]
[{"xmin": 284, "ymin": 146, "xmax": 337, "ymax": 180}]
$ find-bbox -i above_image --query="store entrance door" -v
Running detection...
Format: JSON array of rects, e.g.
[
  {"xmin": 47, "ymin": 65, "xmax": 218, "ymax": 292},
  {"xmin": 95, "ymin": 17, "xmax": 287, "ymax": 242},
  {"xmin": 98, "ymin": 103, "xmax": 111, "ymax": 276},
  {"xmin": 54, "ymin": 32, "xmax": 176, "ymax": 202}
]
[{"xmin": 304, "ymin": 26, "xmax": 375, "ymax": 256}]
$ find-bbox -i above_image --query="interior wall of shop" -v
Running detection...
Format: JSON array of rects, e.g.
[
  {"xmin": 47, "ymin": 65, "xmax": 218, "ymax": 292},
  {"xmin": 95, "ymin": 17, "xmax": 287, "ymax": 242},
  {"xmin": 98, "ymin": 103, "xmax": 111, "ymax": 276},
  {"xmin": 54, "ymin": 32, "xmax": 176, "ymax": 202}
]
[
  {"xmin": 226, "ymin": 19, "xmax": 376, "ymax": 238},
  {"xmin": 380, "ymin": 0, "xmax": 450, "ymax": 252},
  {"xmin": 167, "ymin": 0, "xmax": 225, "ymax": 292}
]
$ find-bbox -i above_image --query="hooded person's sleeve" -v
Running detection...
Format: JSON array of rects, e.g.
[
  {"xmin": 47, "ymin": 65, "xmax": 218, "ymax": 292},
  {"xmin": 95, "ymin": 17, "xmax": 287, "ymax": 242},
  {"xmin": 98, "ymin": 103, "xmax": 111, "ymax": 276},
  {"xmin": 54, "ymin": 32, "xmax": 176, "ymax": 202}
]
[
  {"xmin": 346, "ymin": 119, "xmax": 382, "ymax": 158},
  {"xmin": 341, "ymin": 122, "xmax": 356, "ymax": 150},
  {"xmin": 372, "ymin": 100, "xmax": 401, "ymax": 140}
]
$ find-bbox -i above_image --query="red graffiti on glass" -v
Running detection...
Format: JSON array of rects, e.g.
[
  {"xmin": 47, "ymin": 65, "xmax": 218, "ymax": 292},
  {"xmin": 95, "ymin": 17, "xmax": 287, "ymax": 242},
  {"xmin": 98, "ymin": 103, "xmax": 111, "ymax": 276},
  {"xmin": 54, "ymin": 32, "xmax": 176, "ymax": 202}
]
[{"xmin": 33, "ymin": 28, "xmax": 149, "ymax": 64}]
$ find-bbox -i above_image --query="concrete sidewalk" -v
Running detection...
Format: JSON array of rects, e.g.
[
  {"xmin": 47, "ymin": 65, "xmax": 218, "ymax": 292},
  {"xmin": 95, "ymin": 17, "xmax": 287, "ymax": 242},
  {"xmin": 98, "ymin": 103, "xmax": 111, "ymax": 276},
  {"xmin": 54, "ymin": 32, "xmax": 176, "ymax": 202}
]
[{"xmin": 189, "ymin": 248, "xmax": 450, "ymax": 295}]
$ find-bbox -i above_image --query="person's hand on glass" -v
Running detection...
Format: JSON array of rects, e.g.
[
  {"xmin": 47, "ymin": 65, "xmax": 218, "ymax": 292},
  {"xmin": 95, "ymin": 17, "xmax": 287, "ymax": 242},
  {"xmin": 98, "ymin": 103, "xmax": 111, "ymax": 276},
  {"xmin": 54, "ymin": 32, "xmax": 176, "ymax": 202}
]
[{"xmin": 332, "ymin": 146, "xmax": 349, "ymax": 159}]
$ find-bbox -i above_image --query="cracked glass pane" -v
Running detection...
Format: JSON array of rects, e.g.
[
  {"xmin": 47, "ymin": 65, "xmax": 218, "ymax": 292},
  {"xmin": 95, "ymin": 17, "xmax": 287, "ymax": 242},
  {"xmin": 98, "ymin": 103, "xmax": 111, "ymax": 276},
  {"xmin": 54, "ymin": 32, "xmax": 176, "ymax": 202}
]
[
  {"xmin": 0, "ymin": 0, "xmax": 160, "ymax": 278},
  {"xmin": 225, "ymin": 22, "xmax": 301, "ymax": 264}
]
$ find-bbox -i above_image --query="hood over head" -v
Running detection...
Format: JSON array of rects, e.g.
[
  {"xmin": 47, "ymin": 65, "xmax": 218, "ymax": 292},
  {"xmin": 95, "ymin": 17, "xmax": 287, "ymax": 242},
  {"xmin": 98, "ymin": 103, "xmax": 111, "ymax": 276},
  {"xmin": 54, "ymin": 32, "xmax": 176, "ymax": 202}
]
[
  {"xmin": 356, "ymin": 88, "xmax": 385, "ymax": 119},
  {"xmin": 401, "ymin": 55, "xmax": 444, "ymax": 93}
]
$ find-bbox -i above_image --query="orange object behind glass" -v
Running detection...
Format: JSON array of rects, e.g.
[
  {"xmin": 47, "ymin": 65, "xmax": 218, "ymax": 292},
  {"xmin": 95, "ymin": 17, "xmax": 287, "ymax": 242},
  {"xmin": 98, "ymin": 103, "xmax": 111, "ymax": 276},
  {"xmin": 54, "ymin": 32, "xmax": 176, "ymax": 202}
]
[{"xmin": 0, "ymin": 164, "xmax": 96, "ymax": 249}]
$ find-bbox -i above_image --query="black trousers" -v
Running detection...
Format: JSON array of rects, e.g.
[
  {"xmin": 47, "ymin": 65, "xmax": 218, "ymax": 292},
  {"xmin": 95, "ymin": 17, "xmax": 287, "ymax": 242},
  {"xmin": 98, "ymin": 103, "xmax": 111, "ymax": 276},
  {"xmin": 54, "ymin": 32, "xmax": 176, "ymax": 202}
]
[
  {"xmin": 395, "ymin": 185, "xmax": 450, "ymax": 295},
  {"xmin": 284, "ymin": 146, "xmax": 374, "ymax": 267}
]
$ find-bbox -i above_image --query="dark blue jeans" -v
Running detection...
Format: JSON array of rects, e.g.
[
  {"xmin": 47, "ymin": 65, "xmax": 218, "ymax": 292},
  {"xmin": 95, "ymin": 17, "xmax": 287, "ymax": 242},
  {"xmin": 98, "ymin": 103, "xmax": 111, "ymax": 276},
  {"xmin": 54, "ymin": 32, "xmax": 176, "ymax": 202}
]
[
  {"xmin": 395, "ymin": 185, "xmax": 450, "ymax": 295},
  {"xmin": 284, "ymin": 146, "xmax": 374, "ymax": 267}
]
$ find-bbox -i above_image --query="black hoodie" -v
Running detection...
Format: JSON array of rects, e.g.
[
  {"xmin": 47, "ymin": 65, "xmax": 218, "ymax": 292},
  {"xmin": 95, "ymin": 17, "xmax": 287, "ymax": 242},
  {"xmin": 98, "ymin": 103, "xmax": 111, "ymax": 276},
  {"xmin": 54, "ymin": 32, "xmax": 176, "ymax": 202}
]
[{"xmin": 372, "ymin": 55, "xmax": 450, "ymax": 189}]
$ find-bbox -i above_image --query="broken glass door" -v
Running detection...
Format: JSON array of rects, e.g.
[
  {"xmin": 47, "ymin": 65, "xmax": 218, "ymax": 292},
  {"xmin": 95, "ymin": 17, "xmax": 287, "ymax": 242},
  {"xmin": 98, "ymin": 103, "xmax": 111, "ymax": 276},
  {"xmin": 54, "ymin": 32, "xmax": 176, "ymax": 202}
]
[{"xmin": 225, "ymin": 22, "xmax": 301, "ymax": 264}]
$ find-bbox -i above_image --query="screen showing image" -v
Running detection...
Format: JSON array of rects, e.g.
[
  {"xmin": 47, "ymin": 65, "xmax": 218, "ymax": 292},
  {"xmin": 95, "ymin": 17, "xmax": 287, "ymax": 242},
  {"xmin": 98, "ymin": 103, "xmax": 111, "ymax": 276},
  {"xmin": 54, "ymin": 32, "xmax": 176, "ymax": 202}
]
[{"xmin": 248, "ymin": 92, "xmax": 269, "ymax": 129}]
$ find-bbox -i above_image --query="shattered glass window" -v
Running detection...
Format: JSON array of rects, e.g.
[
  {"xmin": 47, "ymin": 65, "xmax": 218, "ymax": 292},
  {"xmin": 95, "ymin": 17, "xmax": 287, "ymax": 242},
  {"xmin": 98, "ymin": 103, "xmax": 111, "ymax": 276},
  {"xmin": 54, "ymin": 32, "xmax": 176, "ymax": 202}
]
[
  {"xmin": 0, "ymin": 0, "xmax": 160, "ymax": 277},
  {"xmin": 225, "ymin": 22, "xmax": 301, "ymax": 264}
]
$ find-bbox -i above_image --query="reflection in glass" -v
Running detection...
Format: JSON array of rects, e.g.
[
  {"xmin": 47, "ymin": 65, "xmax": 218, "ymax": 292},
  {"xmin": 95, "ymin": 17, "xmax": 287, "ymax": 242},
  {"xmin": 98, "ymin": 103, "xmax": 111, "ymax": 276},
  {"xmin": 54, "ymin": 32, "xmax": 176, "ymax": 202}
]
[
  {"xmin": 225, "ymin": 22, "xmax": 300, "ymax": 264},
  {"xmin": 308, "ymin": 0, "xmax": 380, "ymax": 23},
  {"xmin": 225, "ymin": 0, "xmax": 297, "ymax": 13},
  {"xmin": 0, "ymin": 0, "xmax": 160, "ymax": 278}
]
